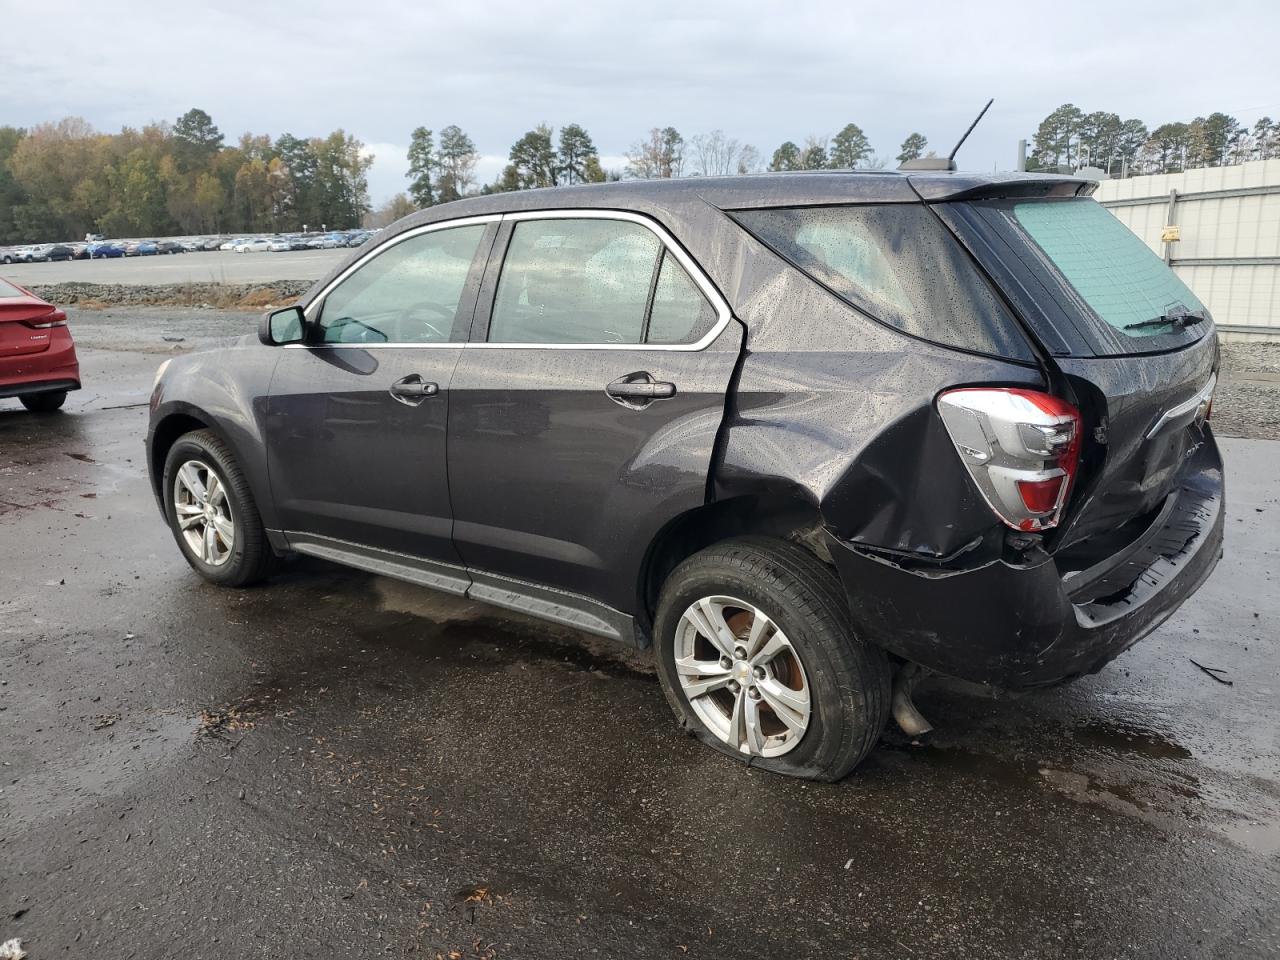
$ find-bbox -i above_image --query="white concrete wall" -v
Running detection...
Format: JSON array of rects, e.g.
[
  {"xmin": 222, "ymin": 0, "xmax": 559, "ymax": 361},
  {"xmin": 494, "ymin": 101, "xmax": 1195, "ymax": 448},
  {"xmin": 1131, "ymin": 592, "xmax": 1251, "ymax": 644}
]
[{"xmin": 1093, "ymin": 159, "xmax": 1280, "ymax": 338}]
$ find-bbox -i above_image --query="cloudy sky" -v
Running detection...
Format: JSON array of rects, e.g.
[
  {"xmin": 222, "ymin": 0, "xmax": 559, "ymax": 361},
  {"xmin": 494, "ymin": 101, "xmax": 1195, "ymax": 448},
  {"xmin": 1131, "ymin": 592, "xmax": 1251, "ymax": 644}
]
[{"xmin": 6, "ymin": 0, "xmax": 1279, "ymax": 204}]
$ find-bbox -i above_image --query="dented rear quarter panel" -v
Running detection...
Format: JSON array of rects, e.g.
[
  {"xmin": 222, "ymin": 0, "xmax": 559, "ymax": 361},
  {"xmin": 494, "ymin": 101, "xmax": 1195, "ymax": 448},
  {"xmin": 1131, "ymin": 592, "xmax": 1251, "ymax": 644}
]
[{"xmin": 711, "ymin": 228, "xmax": 1044, "ymax": 559}]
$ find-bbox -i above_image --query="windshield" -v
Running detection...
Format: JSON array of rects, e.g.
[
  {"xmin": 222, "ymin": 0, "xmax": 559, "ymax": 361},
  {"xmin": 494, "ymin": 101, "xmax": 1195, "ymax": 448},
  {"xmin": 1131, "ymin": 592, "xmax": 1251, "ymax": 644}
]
[
  {"xmin": 0, "ymin": 278, "xmax": 25, "ymax": 298},
  {"xmin": 1012, "ymin": 199, "xmax": 1205, "ymax": 337}
]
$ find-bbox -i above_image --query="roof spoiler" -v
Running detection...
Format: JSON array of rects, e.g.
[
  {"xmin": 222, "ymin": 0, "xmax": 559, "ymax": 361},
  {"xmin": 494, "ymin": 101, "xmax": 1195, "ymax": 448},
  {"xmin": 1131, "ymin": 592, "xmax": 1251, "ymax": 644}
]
[{"xmin": 898, "ymin": 98, "xmax": 993, "ymax": 173}]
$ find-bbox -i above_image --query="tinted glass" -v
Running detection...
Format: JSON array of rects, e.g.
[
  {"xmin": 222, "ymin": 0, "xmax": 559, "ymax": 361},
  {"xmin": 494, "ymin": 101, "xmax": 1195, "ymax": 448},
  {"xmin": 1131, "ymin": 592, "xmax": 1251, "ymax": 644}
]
[
  {"xmin": 734, "ymin": 204, "xmax": 1030, "ymax": 358},
  {"xmin": 1012, "ymin": 199, "xmax": 1205, "ymax": 337},
  {"xmin": 319, "ymin": 225, "xmax": 484, "ymax": 344},
  {"xmin": 646, "ymin": 251, "xmax": 718, "ymax": 344},
  {"xmin": 0, "ymin": 278, "xmax": 24, "ymax": 298},
  {"xmin": 490, "ymin": 219, "xmax": 661, "ymax": 344}
]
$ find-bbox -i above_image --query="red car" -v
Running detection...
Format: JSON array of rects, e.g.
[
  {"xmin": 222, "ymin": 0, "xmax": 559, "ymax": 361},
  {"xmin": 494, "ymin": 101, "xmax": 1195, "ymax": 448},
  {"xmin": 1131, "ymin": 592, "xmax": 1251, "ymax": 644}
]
[{"xmin": 0, "ymin": 278, "xmax": 80, "ymax": 412}]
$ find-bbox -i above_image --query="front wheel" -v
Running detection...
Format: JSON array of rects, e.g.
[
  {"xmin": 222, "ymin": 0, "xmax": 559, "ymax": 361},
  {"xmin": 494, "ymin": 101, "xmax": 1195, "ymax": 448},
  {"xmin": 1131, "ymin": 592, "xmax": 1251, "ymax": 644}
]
[
  {"xmin": 654, "ymin": 537, "xmax": 890, "ymax": 782},
  {"xmin": 162, "ymin": 429, "xmax": 277, "ymax": 587},
  {"xmin": 20, "ymin": 390, "xmax": 67, "ymax": 412}
]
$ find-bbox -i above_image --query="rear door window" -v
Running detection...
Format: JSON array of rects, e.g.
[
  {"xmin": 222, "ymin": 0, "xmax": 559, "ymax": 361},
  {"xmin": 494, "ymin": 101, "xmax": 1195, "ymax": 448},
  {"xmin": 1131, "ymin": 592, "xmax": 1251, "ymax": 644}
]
[
  {"xmin": 487, "ymin": 218, "xmax": 719, "ymax": 346},
  {"xmin": 490, "ymin": 219, "xmax": 658, "ymax": 344},
  {"xmin": 647, "ymin": 250, "xmax": 718, "ymax": 344},
  {"xmin": 733, "ymin": 204, "xmax": 1033, "ymax": 360}
]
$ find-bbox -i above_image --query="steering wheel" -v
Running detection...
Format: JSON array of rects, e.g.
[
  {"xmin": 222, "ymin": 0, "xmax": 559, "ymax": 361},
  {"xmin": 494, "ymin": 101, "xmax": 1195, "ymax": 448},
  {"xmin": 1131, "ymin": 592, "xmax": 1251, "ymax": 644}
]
[{"xmin": 401, "ymin": 300, "xmax": 454, "ymax": 342}]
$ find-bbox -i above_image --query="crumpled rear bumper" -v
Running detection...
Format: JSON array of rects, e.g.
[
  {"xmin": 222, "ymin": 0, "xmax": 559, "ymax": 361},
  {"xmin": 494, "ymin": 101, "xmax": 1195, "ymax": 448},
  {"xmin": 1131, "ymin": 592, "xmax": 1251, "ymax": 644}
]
[{"xmin": 827, "ymin": 434, "xmax": 1225, "ymax": 689}]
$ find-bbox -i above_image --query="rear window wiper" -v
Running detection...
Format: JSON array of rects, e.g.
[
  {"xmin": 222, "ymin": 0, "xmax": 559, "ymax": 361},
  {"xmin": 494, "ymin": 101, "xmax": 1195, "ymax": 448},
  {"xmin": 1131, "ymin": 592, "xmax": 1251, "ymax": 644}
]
[{"xmin": 1123, "ymin": 309, "xmax": 1207, "ymax": 332}]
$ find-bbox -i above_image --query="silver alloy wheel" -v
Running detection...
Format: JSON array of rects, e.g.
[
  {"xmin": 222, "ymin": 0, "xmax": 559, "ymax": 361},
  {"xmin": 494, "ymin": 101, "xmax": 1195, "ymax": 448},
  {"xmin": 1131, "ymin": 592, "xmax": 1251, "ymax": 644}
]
[
  {"xmin": 673, "ymin": 595, "xmax": 811, "ymax": 758},
  {"xmin": 172, "ymin": 459, "xmax": 235, "ymax": 567}
]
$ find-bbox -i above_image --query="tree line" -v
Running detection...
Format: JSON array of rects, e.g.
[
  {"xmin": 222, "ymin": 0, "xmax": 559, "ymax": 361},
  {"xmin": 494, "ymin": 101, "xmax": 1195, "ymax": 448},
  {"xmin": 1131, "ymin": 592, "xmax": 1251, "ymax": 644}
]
[
  {"xmin": 1028, "ymin": 104, "xmax": 1280, "ymax": 176},
  {"xmin": 7, "ymin": 103, "xmax": 1277, "ymax": 243},
  {"xmin": 0, "ymin": 109, "xmax": 374, "ymax": 244},
  {"xmin": 387, "ymin": 121, "xmax": 929, "ymax": 218}
]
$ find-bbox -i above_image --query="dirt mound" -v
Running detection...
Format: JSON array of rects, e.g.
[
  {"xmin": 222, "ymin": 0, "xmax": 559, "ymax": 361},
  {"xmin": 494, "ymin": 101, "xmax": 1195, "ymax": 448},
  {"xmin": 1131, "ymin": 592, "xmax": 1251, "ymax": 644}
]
[{"xmin": 28, "ymin": 280, "xmax": 313, "ymax": 310}]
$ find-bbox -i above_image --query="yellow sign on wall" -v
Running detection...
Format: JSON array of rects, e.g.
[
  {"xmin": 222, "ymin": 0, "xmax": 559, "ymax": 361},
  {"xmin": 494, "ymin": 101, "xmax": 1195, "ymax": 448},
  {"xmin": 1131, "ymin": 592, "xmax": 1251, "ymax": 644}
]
[{"xmin": 1161, "ymin": 225, "xmax": 1182, "ymax": 243}]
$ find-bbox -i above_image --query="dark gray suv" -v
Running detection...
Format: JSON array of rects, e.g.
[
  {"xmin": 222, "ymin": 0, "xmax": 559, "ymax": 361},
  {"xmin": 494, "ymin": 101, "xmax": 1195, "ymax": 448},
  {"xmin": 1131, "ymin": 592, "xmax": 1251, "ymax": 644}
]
[{"xmin": 148, "ymin": 171, "xmax": 1223, "ymax": 781}]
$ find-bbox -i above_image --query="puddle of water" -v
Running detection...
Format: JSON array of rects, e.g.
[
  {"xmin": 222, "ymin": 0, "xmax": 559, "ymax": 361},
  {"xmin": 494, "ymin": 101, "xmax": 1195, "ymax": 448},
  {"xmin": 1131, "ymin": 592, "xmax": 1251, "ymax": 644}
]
[
  {"xmin": 1218, "ymin": 819, "xmax": 1280, "ymax": 856},
  {"xmin": 3, "ymin": 712, "xmax": 198, "ymax": 826},
  {"xmin": 1071, "ymin": 718, "xmax": 1192, "ymax": 761}
]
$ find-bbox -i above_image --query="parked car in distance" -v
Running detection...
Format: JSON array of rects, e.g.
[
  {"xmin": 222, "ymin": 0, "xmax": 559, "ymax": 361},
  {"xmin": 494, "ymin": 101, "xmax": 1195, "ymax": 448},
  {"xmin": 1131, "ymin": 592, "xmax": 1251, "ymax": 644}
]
[
  {"xmin": 88, "ymin": 241, "xmax": 126, "ymax": 259},
  {"xmin": 154, "ymin": 240, "xmax": 185, "ymax": 255},
  {"xmin": 1, "ymin": 248, "xmax": 18, "ymax": 265},
  {"xmin": 219, "ymin": 239, "xmax": 242, "ymax": 251},
  {"xmin": 1, "ymin": 277, "xmax": 80, "ymax": 412},
  {"xmin": 267, "ymin": 237, "xmax": 293, "ymax": 253},
  {"xmin": 147, "ymin": 171, "xmax": 1224, "ymax": 782},
  {"xmin": 124, "ymin": 240, "xmax": 158, "ymax": 256},
  {"xmin": 45, "ymin": 244, "xmax": 76, "ymax": 262},
  {"xmin": 236, "ymin": 238, "xmax": 272, "ymax": 253}
]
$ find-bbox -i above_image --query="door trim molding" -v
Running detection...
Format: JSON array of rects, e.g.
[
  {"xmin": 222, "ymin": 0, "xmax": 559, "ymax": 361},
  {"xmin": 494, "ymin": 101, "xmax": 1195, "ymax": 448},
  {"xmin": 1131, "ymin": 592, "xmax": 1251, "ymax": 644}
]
[
  {"xmin": 285, "ymin": 531, "xmax": 472, "ymax": 596},
  {"xmin": 281, "ymin": 531, "xmax": 640, "ymax": 646}
]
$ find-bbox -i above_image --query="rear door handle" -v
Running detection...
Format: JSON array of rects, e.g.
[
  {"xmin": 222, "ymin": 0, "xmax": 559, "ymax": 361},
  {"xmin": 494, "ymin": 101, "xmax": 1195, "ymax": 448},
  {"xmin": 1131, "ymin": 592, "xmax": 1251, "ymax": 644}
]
[
  {"xmin": 606, "ymin": 373, "xmax": 677, "ymax": 406},
  {"xmin": 390, "ymin": 374, "xmax": 438, "ymax": 405}
]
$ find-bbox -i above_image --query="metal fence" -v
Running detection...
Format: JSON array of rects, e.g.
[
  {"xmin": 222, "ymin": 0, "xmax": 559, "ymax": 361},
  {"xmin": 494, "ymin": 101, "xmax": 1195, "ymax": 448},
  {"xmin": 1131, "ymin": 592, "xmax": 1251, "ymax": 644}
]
[{"xmin": 1094, "ymin": 158, "xmax": 1280, "ymax": 341}]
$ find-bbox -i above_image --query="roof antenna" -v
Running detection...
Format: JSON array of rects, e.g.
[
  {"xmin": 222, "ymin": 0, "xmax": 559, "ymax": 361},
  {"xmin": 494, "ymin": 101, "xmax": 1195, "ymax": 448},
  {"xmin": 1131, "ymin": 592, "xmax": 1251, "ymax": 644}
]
[{"xmin": 899, "ymin": 98, "xmax": 994, "ymax": 172}]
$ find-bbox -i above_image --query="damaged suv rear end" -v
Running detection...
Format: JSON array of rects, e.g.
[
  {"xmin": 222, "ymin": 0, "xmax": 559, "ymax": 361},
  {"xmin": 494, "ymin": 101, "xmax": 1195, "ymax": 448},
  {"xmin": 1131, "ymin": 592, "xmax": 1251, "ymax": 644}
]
[{"xmin": 720, "ymin": 172, "xmax": 1222, "ymax": 703}]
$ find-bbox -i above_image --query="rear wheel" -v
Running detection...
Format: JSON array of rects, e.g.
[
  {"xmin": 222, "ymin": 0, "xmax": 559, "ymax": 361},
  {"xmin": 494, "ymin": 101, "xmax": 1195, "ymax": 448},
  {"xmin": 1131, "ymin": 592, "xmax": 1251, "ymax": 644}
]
[
  {"xmin": 654, "ymin": 537, "xmax": 890, "ymax": 781},
  {"xmin": 20, "ymin": 390, "xmax": 67, "ymax": 412},
  {"xmin": 162, "ymin": 429, "xmax": 277, "ymax": 587}
]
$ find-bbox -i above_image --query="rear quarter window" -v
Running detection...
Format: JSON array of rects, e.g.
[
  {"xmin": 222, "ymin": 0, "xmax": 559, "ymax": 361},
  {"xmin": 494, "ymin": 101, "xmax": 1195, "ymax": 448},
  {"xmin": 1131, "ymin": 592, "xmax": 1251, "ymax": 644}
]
[{"xmin": 733, "ymin": 204, "xmax": 1033, "ymax": 360}]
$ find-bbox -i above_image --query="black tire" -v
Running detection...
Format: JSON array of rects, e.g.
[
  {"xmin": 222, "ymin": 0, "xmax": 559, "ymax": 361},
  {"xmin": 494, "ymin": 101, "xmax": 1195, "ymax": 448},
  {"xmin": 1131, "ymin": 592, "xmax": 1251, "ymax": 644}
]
[
  {"xmin": 654, "ymin": 537, "xmax": 891, "ymax": 782},
  {"xmin": 162, "ymin": 428, "xmax": 277, "ymax": 587},
  {"xmin": 20, "ymin": 390, "xmax": 67, "ymax": 412}
]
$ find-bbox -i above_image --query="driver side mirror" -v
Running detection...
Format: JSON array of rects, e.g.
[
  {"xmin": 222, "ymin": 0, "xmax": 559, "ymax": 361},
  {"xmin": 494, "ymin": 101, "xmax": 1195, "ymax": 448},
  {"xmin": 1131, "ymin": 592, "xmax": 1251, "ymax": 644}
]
[{"xmin": 260, "ymin": 305, "xmax": 306, "ymax": 346}]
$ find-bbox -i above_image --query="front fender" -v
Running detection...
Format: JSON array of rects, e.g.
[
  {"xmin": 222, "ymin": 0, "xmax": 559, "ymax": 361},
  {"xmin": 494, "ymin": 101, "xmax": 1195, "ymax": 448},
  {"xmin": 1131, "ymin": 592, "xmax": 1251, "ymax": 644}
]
[{"xmin": 147, "ymin": 345, "xmax": 280, "ymax": 530}]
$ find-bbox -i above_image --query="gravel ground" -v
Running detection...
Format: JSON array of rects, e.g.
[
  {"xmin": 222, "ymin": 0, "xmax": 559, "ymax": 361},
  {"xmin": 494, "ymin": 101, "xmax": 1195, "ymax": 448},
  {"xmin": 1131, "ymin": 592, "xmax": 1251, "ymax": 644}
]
[
  {"xmin": 1215, "ymin": 342, "xmax": 1280, "ymax": 441},
  {"xmin": 61, "ymin": 307, "xmax": 1280, "ymax": 440}
]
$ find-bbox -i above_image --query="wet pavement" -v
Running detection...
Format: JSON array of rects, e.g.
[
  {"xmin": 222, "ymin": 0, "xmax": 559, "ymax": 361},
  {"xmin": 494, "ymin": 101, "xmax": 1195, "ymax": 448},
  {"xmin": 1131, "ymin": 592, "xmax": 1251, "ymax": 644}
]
[{"xmin": 1, "ymin": 318, "xmax": 1278, "ymax": 959}]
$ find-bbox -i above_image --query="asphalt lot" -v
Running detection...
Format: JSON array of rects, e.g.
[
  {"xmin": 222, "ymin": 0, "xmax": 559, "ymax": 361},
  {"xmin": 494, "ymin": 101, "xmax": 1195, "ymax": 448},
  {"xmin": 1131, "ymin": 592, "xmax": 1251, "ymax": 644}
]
[
  {"xmin": 2, "ymin": 249, "xmax": 348, "ymax": 287},
  {"xmin": 1, "ymin": 311, "xmax": 1278, "ymax": 959}
]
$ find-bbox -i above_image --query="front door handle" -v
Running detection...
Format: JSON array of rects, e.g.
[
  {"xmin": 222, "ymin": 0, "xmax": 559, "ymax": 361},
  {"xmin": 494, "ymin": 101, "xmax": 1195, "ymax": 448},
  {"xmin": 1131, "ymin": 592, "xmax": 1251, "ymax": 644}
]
[
  {"xmin": 606, "ymin": 373, "xmax": 677, "ymax": 407},
  {"xmin": 390, "ymin": 374, "xmax": 439, "ymax": 406}
]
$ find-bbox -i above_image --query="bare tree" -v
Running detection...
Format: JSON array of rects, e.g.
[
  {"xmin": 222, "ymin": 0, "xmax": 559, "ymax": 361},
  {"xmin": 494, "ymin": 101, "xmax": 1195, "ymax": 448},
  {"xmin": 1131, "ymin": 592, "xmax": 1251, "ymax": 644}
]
[{"xmin": 690, "ymin": 129, "xmax": 742, "ymax": 177}]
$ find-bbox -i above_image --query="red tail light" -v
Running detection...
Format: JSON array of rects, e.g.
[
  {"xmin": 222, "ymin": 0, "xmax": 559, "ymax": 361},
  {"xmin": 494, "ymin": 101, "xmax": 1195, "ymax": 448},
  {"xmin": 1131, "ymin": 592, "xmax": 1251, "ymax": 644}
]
[
  {"xmin": 937, "ymin": 387, "xmax": 1082, "ymax": 532},
  {"xmin": 20, "ymin": 309, "xmax": 67, "ymax": 329}
]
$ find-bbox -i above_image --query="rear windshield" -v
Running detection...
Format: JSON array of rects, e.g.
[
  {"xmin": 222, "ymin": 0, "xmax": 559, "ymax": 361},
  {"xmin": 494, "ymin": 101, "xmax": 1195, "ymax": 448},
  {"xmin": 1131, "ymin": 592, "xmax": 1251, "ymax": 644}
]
[
  {"xmin": 1012, "ymin": 199, "xmax": 1205, "ymax": 337},
  {"xmin": 0, "ymin": 278, "xmax": 24, "ymax": 298},
  {"xmin": 733, "ymin": 204, "xmax": 1033, "ymax": 360}
]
